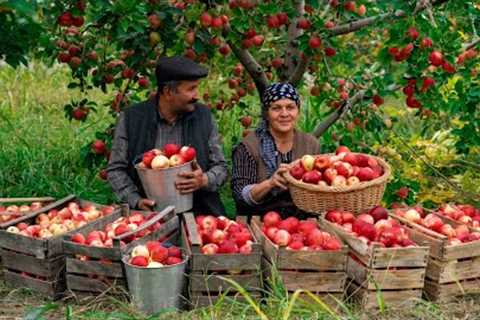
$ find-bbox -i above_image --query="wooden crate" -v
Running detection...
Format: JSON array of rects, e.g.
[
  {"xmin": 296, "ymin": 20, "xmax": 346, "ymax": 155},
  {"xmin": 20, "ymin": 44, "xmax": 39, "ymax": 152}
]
[
  {"xmin": 347, "ymin": 255, "xmax": 425, "ymax": 291},
  {"xmin": 0, "ymin": 195, "xmax": 120, "ymax": 299},
  {"xmin": 318, "ymin": 218, "xmax": 429, "ymax": 269},
  {"xmin": 424, "ymin": 277, "xmax": 480, "ymax": 302},
  {"xmin": 250, "ymin": 216, "xmax": 347, "ymax": 298},
  {"xmin": 0, "ymin": 197, "xmax": 56, "ymax": 229},
  {"xmin": 181, "ymin": 213, "xmax": 263, "ymax": 308},
  {"xmin": 319, "ymin": 216, "xmax": 429, "ymax": 309},
  {"xmin": 346, "ymin": 281, "xmax": 422, "ymax": 310},
  {"xmin": 63, "ymin": 206, "xmax": 178, "ymax": 296},
  {"xmin": 391, "ymin": 212, "xmax": 480, "ymax": 301}
]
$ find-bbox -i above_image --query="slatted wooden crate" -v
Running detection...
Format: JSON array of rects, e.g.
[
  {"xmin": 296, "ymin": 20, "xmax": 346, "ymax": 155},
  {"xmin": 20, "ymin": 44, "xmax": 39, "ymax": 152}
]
[
  {"xmin": 0, "ymin": 197, "xmax": 56, "ymax": 229},
  {"xmin": 0, "ymin": 195, "xmax": 120, "ymax": 299},
  {"xmin": 181, "ymin": 213, "xmax": 262, "ymax": 308},
  {"xmin": 391, "ymin": 212, "xmax": 480, "ymax": 302},
  {"xmin": 63, "ymin": 205, "xmax": 178, "ymax": 297},
  {"xmin": 318, "ymin": 217, "xmax": 429, "ymax": 309},
  {"xmin": 250, "ymin": 216, "xmax": 347, "ymax": 302}
]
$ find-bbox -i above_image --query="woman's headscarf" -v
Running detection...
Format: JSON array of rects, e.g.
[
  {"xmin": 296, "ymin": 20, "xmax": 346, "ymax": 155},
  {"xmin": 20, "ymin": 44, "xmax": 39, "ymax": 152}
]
[{"xmin": 256, "ymin": 82, "xmax": 300, "ymax": 178}]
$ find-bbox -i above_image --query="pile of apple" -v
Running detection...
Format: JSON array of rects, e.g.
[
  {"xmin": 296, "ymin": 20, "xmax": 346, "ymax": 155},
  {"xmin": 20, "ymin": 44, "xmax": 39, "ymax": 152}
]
[
  {"xmin": 139, "ymin": 144, "xmax": 196, "ymax": 169},
  {"xmin": 289, "ymin": 146, "xmax": 385, "ymax": 187},
  {"xmin": 434, "ymin": 203, "xmax": 480, "ymax": 229},
  {"xmin": 196, "ymin": 215, "xmax": 254, "ymax": 255},
  {"xmin": 127, "ymin": 241, "xmax": 183, "ymax": 268},
  {"xmin": 70, "ymin": 211, "xmax": 163, "ymax": 248},
  {"xmin": 261, "ymin": 211, "xmax": 342, "ymax": 251},
  {"xmin": 0, "ymin": 202, "xmax": 43, "ymax": 223},
  {"xmin": 325, "ymin": 206, "xmax": 416, "ymax": 247},
  {"xmin": 394, "ymin": 206, "xmax": 480, "ymax": 245},
  {"xmin": 6, "ymin": 202, "xmax": 115, "ymax": 239}
]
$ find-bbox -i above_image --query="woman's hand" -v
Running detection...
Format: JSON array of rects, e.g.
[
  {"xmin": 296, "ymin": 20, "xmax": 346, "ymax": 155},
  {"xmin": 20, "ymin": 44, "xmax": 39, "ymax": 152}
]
[{"xmin": 268, "ymin": 163, "xmax": 290, "ymax": 190}]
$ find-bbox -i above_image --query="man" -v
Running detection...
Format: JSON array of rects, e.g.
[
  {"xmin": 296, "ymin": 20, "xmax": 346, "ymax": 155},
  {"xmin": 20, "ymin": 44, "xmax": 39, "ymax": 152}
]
[{"xmin": 107, "ymin": 56, "xmax": 228, "ymax": 215}]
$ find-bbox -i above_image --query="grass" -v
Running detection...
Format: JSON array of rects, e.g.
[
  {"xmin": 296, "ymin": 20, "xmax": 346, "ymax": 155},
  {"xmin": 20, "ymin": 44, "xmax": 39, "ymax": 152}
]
[{"xmin": 1, "ymin": 62, "xmax": 480, "ymax": 319}]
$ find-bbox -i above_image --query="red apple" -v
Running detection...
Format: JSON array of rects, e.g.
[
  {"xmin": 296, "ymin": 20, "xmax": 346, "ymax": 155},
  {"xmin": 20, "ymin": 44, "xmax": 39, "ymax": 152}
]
[
  {"xmin": 357, "ymin": 167, "xmax": 375, "ymax": 181},
  {"xmin": 369, "ymin": 206, "xmax": 388, "ymax": 222},
  {"xmin": 218, "ymin": 240, "xmax": 239, "ymax": 253},
  {"xmin": 343, "ymin": 153, "xmax": 358, "ymax": 166},
  {"xmin": 323, "ymin": 237, "xmax": 342, "ymax": 251},
  {"xmin": 289, "ymin": 164, "xmax": 305, "ymax": 180},
  {"xmin": 302, "ymin": 170, "xmax": 322, "ymax": 184},
  {"xmin": 336, "ymin": 146, "xmax": 350, "ymax": 155},
  {"xmin": 287, "ymin": 241, "xmax": 304, "ymax": 250},
  {"xmin": 169, "ymin": 154, "xmax": 185, "ymax": 167},
  {"xmin": 200, "ymin": 215, "xmax": 217, "ymax": 232},
  {"xmin": 230, "ymin": 230, "xmax": 251, "ymax": 247},
  {"xmin": 263, "ymin": 211, "xmax": 281, "ymax": 228},
  {"xmin": 179, "ymin": 146, "xmax": 196, "ymax": 162},
  {"xmin": 266, "ymin": 227, "xmax": 279, "ymax": 240},
  {"xmin": 151, "ymin": 246, "xmax": 169, "ymax": 263},
  {"xmin": 130, "ymin": 256, "xmax": 149, "ymax": 267},
  {"xmin": 163, "ymin": 143, "xmax": 180, "ymax": 157},
  {"xmin": 298, "ymin": 221, "xmax": 317, "ymax": 235},
  {"xmin": 71, "ymin": 233, "xmax": 86, "ymax": 244},
  {"xmin": 323, "ymin": 168, "xmax": 337, "ymax": 185},
  {"xmin": 357, "ymin": 214, "xmax": 375, "ymax": 224},
  {"xmin": 273, "ymin": 230, "xmax": 291, "ymax": 246},
  {"xmin": 332, "ymin": 175, "xmax": 347, "ymax": 187},
  {"xmin": 210, "ymin": 229, "xmax": 226, "ymax": 244},
  {"xmin": 342, "ymin": 212, "xmax": 355, "ymax": 224},
  {"xmin": 325, "ymin": 210, "xmax": 343, "ymax": 224},
  {"xmin": 314, "ymin": 155, "xmax": 331, "ymax": 171},
  {"xmin": 201, "ymin": 243, "xmax": 219, "ymax": 255},
  {"xmin": 168, "ymin": 246, "xmax": 182, "ymax": 258}
]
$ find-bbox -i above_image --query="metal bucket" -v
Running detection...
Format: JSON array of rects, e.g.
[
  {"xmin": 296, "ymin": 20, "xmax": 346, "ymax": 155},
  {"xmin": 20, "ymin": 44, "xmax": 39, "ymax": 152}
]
[
  {"xmin": 136, "ymin": 161, "xmax": 193, "ymax": 213},
  {"xmin": 123, "ymin": 254, "xmax": 188, "ymax": 314}
]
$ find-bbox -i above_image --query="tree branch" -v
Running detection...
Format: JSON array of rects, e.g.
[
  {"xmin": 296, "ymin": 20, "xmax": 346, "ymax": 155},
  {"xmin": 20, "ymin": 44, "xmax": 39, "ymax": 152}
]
[
  {"xmin": 464, "ymin": 38, "xmax": 480, "ymax": 51},
  {"xmin": 222, "ymin": 25, "xmax": 269, "ymax": 95},
  {"xmin": 288, "ymin": 56, "xmax": 310, "ymax": 86},
  {"xmin": 313, "ymin": 90, "xmax": 365, "ymax": 138},
  {"xmin": 284, "ymin": 0, "xmax": 305, "ymax": 81},
  {"xmin": 328, "ymin": 0, "xmax": 450, "ymax": 38}
]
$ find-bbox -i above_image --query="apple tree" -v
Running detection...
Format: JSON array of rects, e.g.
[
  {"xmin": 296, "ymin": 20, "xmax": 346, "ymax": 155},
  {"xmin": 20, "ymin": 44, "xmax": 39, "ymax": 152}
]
[{"xmin": 31, "ymin": 0, "xmax": 480, "ymax": 204}]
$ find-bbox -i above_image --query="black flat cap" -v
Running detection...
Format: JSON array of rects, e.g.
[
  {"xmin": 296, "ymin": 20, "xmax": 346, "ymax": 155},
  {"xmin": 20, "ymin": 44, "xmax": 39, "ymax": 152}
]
[{"xmin": 155, "ymin": 56, "xmax": 208, "ymax": 84}]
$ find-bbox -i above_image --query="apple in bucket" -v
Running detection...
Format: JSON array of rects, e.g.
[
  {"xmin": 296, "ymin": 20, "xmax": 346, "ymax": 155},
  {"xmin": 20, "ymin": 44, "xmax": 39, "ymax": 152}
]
[{"xmin": 140, "ymin": 144, "xmax": 197, "ymax": 169}]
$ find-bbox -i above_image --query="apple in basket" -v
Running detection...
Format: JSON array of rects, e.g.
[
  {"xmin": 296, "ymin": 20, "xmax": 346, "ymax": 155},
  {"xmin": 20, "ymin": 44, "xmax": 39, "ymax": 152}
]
[{"xmin": 127, "ymin": 242, "xmax": 184, "ymax": 267}]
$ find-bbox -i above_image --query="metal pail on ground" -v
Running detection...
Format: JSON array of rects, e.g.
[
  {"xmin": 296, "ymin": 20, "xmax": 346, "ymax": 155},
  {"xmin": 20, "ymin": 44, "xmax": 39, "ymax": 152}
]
[
  {"xmin": 136, "ymin": 161, "xmax": 193, "ymax": 213},
  {"xmin": 123, "ymin": 254, "xmax": 188, "ymax": 314}
]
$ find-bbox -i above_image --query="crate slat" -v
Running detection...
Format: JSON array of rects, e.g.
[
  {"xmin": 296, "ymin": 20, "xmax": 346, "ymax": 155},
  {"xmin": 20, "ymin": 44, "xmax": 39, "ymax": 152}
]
[
  {"xmin": 347, "ymin": 256, "xmax": 425, "ymax": 290},
  {"xmin": 347, "ymin": 281, "xmax": 422, "ymax": 310}
]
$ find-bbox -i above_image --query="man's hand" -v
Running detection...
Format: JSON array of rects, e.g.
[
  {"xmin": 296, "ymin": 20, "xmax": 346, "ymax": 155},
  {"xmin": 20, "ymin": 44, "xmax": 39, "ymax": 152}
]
[
  {"xmin": 138, "ymin": 198, "xmax": 155, "ymax": 211},
  {"xmin": 175, "ymin": 163, "xmax": 208, "ymax": 194},
  {"xmin": 268, "ymin": 163, "xmax": 290, "ymax": 190}
]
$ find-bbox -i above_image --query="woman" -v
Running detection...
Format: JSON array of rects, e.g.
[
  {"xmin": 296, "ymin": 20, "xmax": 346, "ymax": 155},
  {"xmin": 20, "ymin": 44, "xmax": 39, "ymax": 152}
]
[{"xmin": 231, "ymin": 82, "xmax": 320, "ymax": 218}]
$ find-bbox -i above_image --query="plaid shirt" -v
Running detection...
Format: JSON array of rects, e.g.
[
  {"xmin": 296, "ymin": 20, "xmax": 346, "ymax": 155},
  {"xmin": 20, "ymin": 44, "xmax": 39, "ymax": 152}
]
[
  {"xmin": 231, "ymin": 143, "xmax": 292, "ymax": 206},
  {"xmin": 107, "ymin": 110, "xmax": 228, "ymax": 208}
]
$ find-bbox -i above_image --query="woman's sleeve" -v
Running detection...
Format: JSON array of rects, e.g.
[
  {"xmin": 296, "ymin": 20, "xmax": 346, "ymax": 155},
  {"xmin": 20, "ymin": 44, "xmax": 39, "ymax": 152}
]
[{"xmin": 231, "ymin": 143, "xmax": 259, "ymax": 205}]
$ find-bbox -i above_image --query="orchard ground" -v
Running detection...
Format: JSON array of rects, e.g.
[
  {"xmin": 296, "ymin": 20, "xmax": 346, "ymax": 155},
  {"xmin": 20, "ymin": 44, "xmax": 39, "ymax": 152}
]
[{"xmin": 1, "ymin": 60, "xmax": 480, "ymax": 320}]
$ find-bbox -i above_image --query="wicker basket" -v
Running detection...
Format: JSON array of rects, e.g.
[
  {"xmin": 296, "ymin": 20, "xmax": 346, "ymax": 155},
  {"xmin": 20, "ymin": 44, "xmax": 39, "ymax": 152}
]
[{"xmin": 284, "ymin": 154, "xmax": 391, "ymax": 214}]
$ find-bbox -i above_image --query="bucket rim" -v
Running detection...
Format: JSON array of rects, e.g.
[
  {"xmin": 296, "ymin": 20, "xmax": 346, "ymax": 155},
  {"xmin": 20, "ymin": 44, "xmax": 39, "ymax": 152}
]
[
  {"xmin": 135, "ymin": 160, "xmax": 193, "ymax": 172},
  {"xmin": 122, "ymin": 254, "xmax": 189, "ymax": 269}
]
